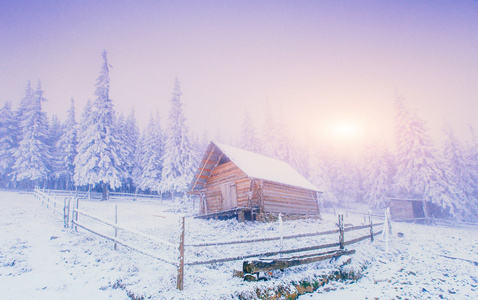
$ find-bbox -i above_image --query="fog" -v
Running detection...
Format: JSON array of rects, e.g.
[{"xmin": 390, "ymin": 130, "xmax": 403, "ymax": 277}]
[{"xmin": 2, "ymin": 1, "xmax": 478, "ymax": 150}]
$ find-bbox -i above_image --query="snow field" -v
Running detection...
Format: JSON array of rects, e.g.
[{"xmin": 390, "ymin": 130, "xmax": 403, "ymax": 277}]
[{"xmin": 1, "ymin": 191, "xmax": 477, "ymax": 299}]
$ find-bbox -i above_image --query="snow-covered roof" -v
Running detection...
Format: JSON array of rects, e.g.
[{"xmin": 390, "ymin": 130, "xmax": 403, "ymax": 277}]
[{"xmin": 191, "ymin": 142, "xmax": 319, "ymax": 192}]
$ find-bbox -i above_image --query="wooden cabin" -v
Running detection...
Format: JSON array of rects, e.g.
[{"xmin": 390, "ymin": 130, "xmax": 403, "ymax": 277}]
[{"xmin": 189, "ymin": 142, "xmax": 321, "ymax": 220}]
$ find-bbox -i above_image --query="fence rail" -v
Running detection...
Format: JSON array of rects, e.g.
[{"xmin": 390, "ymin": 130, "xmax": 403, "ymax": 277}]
[
  {"xmin": 33, "ymin": 188, "xmax": 71, "ymax": 228},
  {"xmin": 73, "ymin": 208, "xmax": 176, "ymax": 247},
  {"xmin": 72, "ymin": 220, "xmax": 177, "ymax": 266},
  {"xmin": 44, "ymin": 188, "xmax": 165, "ymax": 201},
  {"xmin": 186, "ymin": 228, "xmax": 341, "ymax": 247},
  {"xmin": 33, "ymin": 188, "xmax": 391, "ymax": 292}
]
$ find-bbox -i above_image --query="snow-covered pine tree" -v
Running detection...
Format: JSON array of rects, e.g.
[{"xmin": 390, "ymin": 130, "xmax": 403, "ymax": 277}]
[
  {"xmin": 73, "ymin": 50, "xmax": 122, "ymax": 200},
  {"xmin": 115, "ymin": 112, "xmax": 128, "ymax": 190},
  {"xmin": 11, "ymin": 81, "xmax": 51, "ymax": 188},
  {"xmin": 262, "ymin": 101, "xmax": 281, "ymax": 159},
  {"xmin": 276, "ymin": 116, "xmax": 301, "ymax": 169},
  {"xmin": 139, "ymin": 112, "xmax": 163, "ymax": 193},
  {"xmin": 328, "ymin": 156, "xmax": 359, "ymax": 206},
  {"xmin": 393, "ymin": 96, "xmax": 464, "ymax": 218},
  {"xmin": 240, "ymin": 110, "xmax": 261, "ymax": 153},
  {"xmin": 56, "ymin": 99, "xmax": 77, "ymax": 190},
  {"xmin": 466, "ymin": 125, "xmax": 478, "ymax": 203},
  {"xmin": 361, "ymin": 142, "xmax": 393, "ymax": 209},
  {"xmin": 47, "ymin": 114, "xmax": 64, "ymax": 189},
  {"xmin": 308, "ymin": 148, "xmax": 337, "ymax": 205},
  {"xmin": 0, "ymin": 101, "xmax": 16, "ymax": 187},
  {"xmin": 160, "ymin": 78, "xmax": 196, "ymax": 196},
  {"xmin": 12, "ymin": 81, "xmax": 35, "ymax": 149},
  {"xmin": 122, "ymin": 109, "xmax": 140, "ymax": 193},
  {"xmin": 441, "ymin": 123, "xmax": 477, "ymax": 220}
]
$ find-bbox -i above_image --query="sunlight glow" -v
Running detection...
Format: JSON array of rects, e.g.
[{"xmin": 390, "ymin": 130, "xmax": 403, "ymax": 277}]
[{"xmin": 329, "ymin": 120, "xmax": 363, "ymax": 140}]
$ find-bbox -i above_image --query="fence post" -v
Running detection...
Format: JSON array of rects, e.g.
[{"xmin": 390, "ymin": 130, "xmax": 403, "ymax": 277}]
[
  {"xmin": 63, "ymin": 198, "xmax": 67, "ymax": 228},
  {"xmin": 369, "ymin": 210, "xmax": 374, "ymax": 242},
  {"xmin": 53, "ymin": 195, "xmax": 57, "ymax": 213},
  {"xmin": 114, "ymin": 204, "xmax": 118, "ymax": 250},
  {"xmin": 177, "ymin": 217, "xmax": 185, "ymax": 290},
  {"xmin": 383, "ymin": 209, "xmax": 390, "ymax": 252},
  {"xmin": 386, "ymin": 207, "xmax": 392, "ymax": 234},
  {"xmin": 67, "ymin": 198, "xmax": 71, "ymax": 228},
  {"xmin": 338, "ymin": 213, "xmax": 344, "ymax": 250},
  {"xmin": 278, "ymin": 213, "xmax": 283, "ymax": 257},
  {"xmin": 74, "ymin": 198, "xmax": 79, "ymax": 232}
]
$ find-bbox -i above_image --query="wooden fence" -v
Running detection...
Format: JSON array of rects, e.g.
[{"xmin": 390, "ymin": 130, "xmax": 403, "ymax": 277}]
[
  {"xmin": 33, "ymin": 188, "xmax": 389, "ymax": 291},
  {"xmin": 33, "ymin": 188, "xmax": 72, "ymax": 228},
  {"xmin": 44, "ymin": 188, "xmax": 165, "ymax": 201}
]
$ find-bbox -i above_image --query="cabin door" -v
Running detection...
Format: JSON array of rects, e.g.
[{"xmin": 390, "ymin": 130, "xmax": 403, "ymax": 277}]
[{"xmin": 221, "ymin": 183, "xmax": 237, "ymax": 210}]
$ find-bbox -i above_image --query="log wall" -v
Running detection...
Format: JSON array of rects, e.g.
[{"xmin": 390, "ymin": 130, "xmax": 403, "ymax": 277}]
[
  {"xmin": 204, "ymin": 161, "xmax": 251, "ymax": 213},
  {"xmin": 262, "ymin": 181, "xmax": 319, "ymax": 215},
  {"xmin": 201, "ymin": 162, "xmax": 319, "ymax": 216}
]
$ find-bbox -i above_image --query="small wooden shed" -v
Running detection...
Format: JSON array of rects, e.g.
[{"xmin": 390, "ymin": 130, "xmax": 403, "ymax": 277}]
[
  {"xmin": 389, "ymin": 198, "xmax": 430, "ymax": 221},
  {"xmin": 189, "ymin": 142, "xmax": 320, "ymax": 220}
]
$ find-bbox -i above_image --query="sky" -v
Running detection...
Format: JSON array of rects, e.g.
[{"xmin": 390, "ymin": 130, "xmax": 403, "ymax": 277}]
[{"xmin": 1, "ymin": 0, "xmax": 478, "ymax": 153}]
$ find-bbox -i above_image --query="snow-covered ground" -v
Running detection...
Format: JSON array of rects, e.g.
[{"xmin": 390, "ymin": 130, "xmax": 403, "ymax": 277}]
[{"xmin": 1, "ymin": 190, "xmax": 477, "ymax": 299}]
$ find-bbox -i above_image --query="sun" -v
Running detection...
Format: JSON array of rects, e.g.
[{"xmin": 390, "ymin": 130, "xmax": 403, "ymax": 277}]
[{"xmin": 329, "ymin": 120, "xmax": 363, "ymax": 140}]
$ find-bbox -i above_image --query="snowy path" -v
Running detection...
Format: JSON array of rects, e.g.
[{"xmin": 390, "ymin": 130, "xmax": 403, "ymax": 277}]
[{"xmin": 0, "ymin": 191, "xmax": 128, "ymax": 300}]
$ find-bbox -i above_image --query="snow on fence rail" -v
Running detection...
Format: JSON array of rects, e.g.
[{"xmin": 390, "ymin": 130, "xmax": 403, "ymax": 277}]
[
  {"xmin": 33, "ymin": 188, "xmax": 71, "ymax": 228},
  {"xmin": 71, "ymin": 208, "xmax": 177, "ymax": 266},
  {"xmin": 45, "ymin": 188, "xmax": 164, "ymax": 201},
  {"xmin": 33, "ymin": 189, "xmax": 389, "ymax": 291}
]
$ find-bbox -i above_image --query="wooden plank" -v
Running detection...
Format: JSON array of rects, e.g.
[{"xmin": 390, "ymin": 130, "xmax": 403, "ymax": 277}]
[
  {"xmin": 186, "ymin": 241, "xmax": 341, "ymax": 266},
  {"xmin": 243, "ymin": 249, "xmax": 356, "ymax": 274},
  {"xmin": 192, "ymin": 146, "xmax": 216, "ymax": 191},
  {"xmin": 186, "ymin": 228, "xmax": 339, "ymax": 247}
]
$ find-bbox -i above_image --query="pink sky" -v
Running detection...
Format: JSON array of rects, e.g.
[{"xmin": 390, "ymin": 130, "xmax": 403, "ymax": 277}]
[{"xmin": 1, "ymin": 1, "xmax": 478, "ymax": 151}]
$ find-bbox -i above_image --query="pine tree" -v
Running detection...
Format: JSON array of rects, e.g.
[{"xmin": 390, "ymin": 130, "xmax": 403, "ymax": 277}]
[
  {"xmin": 308, "ymin": 149, "xmax": 337, "ymax": 205},
  {"xmin": 123, "ymin": 109, "xmax": 140, "ymax": 193},
  {"xmin": 393, "ymin": 96, "xmax": 463, "ymax": 218},
  {"xmin": 73, "ymin": 50, "xmax": 122, "ymax": 199},
  {"xmin": 57, "ymin": 99, "xmax": 78, "ymax": 190},
  {"xmin": 47, "ymin": 114, "xmax": 64, "ymax": 189},
  {"xmin": 139, "ymin": 113, "xmax": 163, "ymax": 193},
  {"xmin": 262, "ymin": 101, "xmax": 281, "ymax": 159},
  {"xmin": 11, "ymin": 81, "xmax": 51, "ymax": 188},
  {"xmin": 276, "ymin": 116, "xmax": 301, "ymax": 169},
  {"xmin": 12, "ymin": 81, "xmax": 35, "ymax": 149},
  {"xmin": 240, "ymin": 111, "xmax": 261, "ymax": 153},
  {"xmin": 361, "ymin": 142, "xmax": 393, "ymax": 209},
  {"xmin": 466, "ymin": 125, "xmax": 478, "ymax": 203},
  {"xmin": 0, "ymin": 101, "xmax": 16, "ymax": 187},
  {"xmin": 442, "ymin": 123, "xmax": 477, "ymax": 220},
  {"xmin": 115, "ymin": 112, "xmax": 128, "ymax": 190},
  {"xmin": 328, "ymin": 157, "xmax": 359, "ymax": 206},
  {"xmin": 160, "ymin": 78, "xmax": 196, "ymax": 195}
]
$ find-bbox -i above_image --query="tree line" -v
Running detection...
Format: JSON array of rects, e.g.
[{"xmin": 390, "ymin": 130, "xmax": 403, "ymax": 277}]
[
  {"xmin": 238, "ymin": 97, "xmax": 478, "ymax": 222},
  {"xmin": 1, "ymin": 50, "xmax": 477, "ymax": 221},
  {"xmin": 0, "ymin": 50, "xmax": 200, "ymax": 199}
]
